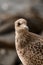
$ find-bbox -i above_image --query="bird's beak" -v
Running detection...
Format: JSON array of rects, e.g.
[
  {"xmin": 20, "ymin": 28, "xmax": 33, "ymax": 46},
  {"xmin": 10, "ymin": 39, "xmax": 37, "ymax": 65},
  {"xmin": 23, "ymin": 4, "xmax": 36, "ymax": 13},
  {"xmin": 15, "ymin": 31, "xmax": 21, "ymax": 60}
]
[{"xmin": 23, "ymin": 25, "xmax": 29, "ymax": 30}]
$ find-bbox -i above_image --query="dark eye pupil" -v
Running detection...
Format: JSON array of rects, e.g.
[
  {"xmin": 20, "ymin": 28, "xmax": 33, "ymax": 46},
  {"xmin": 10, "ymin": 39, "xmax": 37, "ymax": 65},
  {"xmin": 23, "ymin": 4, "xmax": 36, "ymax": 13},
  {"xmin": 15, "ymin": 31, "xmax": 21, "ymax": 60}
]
[{"xmin": 18, "ymin": 22, "xmax": 21, "ymax": 26}]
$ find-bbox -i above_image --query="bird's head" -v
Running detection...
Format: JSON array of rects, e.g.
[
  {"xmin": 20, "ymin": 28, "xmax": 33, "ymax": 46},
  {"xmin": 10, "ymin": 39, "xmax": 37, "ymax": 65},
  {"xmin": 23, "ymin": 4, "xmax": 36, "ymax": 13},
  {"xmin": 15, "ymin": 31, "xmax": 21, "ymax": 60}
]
[{"xmin": 14, "ymin": 18, "xmax": 29, "ymax": 32}]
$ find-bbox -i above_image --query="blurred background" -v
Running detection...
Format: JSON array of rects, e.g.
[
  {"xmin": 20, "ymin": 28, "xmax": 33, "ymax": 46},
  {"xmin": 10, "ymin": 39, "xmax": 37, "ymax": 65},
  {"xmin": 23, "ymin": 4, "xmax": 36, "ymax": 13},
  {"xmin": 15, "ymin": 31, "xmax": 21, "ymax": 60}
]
[{"xmin": 0, "ymin": 0, "xmax": 43, "ymax": 65}]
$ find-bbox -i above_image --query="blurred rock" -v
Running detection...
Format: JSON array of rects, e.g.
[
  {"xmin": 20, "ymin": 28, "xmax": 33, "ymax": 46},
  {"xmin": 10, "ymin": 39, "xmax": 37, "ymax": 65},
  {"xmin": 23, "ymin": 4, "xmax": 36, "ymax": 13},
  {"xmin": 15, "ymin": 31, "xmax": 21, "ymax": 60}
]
[
  {"xmin": 0, "ymin": 49, "xmax": 19, "ymax": 65},
  {"xmin": 0, "ymin": 0, "xmax": 43, "ymax": 18}
]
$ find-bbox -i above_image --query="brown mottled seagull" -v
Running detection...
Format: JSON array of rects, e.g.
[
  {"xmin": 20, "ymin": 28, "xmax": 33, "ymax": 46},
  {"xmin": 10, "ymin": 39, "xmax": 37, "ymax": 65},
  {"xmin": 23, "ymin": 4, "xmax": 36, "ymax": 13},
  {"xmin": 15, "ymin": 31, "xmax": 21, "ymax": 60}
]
[{"xmin": 15, "ymin": 18, "xmax": 43, "ymax": 65}]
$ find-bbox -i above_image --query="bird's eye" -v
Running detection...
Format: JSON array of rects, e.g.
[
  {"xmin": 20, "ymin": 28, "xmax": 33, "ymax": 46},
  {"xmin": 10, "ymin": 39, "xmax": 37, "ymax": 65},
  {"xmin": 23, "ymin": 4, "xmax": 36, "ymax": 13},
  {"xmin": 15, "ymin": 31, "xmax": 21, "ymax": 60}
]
[{"xmin": 18, "ymin": 22, "xmax": 21, "ymax": 26}]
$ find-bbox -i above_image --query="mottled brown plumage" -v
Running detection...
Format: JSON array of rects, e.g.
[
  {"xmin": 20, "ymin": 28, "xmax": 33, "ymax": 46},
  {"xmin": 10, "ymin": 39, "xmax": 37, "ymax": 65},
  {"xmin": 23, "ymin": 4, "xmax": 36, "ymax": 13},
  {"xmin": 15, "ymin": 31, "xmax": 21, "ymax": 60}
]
[{"xmin": 15, "ymin": 19, "xmax": 43, "ymax": 65}]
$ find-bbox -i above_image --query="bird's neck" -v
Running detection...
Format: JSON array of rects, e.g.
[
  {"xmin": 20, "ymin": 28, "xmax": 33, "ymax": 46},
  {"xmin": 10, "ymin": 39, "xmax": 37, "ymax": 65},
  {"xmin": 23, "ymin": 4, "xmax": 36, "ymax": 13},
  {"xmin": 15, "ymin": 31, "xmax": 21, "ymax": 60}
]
[
  {"xmin": 16, "ymin": 29, "xmax": 28, "ymax": 34},
  {"xmin": 15, "ymin": 29, "xmax": 30, "ymax": 49}
]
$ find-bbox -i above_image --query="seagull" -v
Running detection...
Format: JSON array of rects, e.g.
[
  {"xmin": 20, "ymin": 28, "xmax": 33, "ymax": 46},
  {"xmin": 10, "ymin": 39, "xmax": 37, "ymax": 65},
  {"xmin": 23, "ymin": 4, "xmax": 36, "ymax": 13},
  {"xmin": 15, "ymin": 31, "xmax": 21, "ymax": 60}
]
[{"xmin": 15, "ymin": 18, "xmax": 43, "ymax": 65}]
